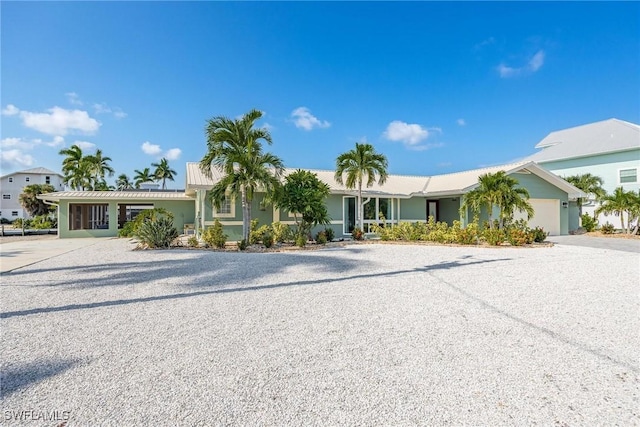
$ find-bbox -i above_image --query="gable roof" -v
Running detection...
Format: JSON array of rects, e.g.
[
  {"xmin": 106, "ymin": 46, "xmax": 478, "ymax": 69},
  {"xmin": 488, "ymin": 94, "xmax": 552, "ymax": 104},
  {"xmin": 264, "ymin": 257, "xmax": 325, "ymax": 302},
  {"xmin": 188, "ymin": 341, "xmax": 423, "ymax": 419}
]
[
  {"xmin": 187, "ymin": 161, "xmax": 585, "ymax": 199},
  {"xmin": 1, "ymin": 167, "xmax": 63, "ymax": 179},
  {"xmin": 524, "ymin": 118, "xmax": 640, "ymax": 163}
]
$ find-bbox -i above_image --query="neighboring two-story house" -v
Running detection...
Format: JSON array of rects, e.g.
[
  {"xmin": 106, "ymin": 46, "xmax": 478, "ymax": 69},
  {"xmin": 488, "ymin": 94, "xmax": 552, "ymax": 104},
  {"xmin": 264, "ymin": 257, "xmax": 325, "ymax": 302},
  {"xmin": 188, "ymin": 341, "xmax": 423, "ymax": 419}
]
[
  {"xmin": 524, "ymin": 118, "xmax": 640, "ymax": 230},
  {"xmin": 0, "ymin": 167, "xmax": 65, "ymax": 220}
]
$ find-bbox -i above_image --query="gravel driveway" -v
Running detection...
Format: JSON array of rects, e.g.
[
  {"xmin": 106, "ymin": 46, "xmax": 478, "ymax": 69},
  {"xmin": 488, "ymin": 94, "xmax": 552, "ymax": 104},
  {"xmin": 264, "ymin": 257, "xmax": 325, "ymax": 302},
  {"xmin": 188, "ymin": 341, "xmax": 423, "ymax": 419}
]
[{"xmin": 1, "ymin": 239, "xmax": 638, "ymax": 425}]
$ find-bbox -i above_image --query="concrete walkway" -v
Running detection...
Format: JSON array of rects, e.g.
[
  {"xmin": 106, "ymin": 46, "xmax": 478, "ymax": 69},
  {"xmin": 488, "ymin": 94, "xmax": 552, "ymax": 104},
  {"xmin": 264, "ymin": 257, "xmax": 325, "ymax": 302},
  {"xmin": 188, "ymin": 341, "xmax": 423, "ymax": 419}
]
[
  {"xmin": 547, "ymin": 235, "xmax": 640, "ymax": 253},
  {"xmin": 0, "ymin": 237, "xmax": 109, "ymax": 273}
]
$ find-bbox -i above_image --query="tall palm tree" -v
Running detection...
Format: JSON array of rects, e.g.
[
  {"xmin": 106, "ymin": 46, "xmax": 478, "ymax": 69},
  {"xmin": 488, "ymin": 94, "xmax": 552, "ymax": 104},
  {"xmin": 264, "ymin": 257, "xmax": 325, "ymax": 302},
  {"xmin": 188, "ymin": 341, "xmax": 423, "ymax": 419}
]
[
  {"xmin": 133, "ymin": 168, "xmax": 155, "ymax": 189},
  {"xmin": 335, "ymin": 142, "xmax": 388, "ymax": 231},
  {"xmin": 152, "ymin": 158, "xmax": 177, "ymax": 189},
  {"xmin": 59, "ymin": 145, "xmax": 91, "ymax": 190},
  {"xmin": 85, "ymin": 149, "xmax": 115, "ymax": 185},
  {"xmin": 461, "ymin": 171, "xmax": 533, "ymax": 229},
  {"xmin": 564, "ymin": 173, "xmax": 605, "ymax": 218},
  {"xmin": 200, "ymin": 109, "xmax": 284, "ymax": 242},
  {"xmin": 596, "ymin": 186, "xmax": 638, "ymax": 234},
  {"xmin": 116, "ymin": 174, "xmax": 134, "ymax": 190},
  {"xmin": 19, "ymin": 184, "xmax": 56, "ymax": 217}
]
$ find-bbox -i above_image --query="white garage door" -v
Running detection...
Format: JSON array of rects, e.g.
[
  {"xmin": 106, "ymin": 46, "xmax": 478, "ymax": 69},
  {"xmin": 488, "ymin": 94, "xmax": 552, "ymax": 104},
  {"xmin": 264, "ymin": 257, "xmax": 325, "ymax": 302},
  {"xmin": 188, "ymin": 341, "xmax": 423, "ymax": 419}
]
[{"xmin": 513, "ymin": 198, "xmax": 560, "ymax": 235}]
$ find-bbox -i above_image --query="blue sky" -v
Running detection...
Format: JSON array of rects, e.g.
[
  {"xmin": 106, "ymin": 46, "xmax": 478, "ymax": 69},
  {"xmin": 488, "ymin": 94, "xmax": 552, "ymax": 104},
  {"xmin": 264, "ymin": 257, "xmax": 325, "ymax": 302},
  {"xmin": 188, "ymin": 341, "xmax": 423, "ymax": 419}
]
[{"xmin": 2, "ymin": 1, "xmax": 639, "ymax": 187}]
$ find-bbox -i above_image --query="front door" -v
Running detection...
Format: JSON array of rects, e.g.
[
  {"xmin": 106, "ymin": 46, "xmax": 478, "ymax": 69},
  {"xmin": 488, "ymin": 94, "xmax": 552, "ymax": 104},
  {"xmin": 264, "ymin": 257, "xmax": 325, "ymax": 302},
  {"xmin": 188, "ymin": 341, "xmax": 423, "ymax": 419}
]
[{"xmin": 426, "ymin": 200, "xmax": 439, "ymax": 221}]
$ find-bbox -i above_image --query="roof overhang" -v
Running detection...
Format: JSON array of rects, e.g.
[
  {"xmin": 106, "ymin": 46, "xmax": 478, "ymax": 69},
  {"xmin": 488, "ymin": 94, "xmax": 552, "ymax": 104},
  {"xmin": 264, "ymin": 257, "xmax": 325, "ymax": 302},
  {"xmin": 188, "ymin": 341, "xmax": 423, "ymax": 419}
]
[
  {"xmin": 460, "ymin": 162, "xmax": 586, "ymax": 200},
  {"xmin": 37, "ymin": 191, "xmax": 195, "ymax": 203}
]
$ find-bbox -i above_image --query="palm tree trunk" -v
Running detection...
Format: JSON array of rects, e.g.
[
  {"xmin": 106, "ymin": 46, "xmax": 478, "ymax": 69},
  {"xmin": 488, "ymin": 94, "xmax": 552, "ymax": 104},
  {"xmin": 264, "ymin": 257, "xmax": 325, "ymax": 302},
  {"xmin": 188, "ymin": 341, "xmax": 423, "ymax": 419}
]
[
  {"xmin": 358, "ymin": 180, "xmax": 363, "ymax": 231},
  {"xmin": 241, "ymin": 188, "xmax": 249, "ymax": 242}
]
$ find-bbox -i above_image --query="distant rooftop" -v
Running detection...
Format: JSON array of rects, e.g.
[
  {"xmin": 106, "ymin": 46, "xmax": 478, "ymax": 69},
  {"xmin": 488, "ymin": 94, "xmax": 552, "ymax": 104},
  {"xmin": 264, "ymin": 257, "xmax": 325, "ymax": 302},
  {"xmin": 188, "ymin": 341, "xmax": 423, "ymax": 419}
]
[
  {"xmin": 1, "ymin": 167, "xmax": 63, "ymax": 178},
  {"xmin": 524, "ymin": 118, "xmax": 640, "ymax": 163}
]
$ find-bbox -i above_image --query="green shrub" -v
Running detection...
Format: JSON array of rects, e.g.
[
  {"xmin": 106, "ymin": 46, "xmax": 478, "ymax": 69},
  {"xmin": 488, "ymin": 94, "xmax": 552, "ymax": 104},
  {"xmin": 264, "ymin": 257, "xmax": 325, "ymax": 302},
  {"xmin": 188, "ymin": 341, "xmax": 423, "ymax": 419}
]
[
  {"xmin": 324, "ymin": 227, "xmax": 335, "ymax": 242},
  {"xmin": 250, "ymin": 220, "xmax": 271, "ymax": 244},
  {"xmin": 351, "ymin": 227, "xmax": 364, "ymax": 241},
  {"xmin": 456, "ymin": 221, "xmax": 479, "ymax": 245},
  {"xmin": 187, "ymin": 236, "xmax": 199, "ymax": 248},
  {"xmin": 483, "ymin": 228, "xmax": 505, "ymax": 246},
  {"xmin": 135, "ymin": 217, "xmax": 179, "ymax": 249},
  {"xmin": 601, "ymin": 222, "xmax": 615, "ymax": 234},
  {"xmin": 315, "ymin": 230, "xmax": 327, "ymax": 245},
  {"xmin": 530, "ymin": 227, "xmax": 547, "ymax": 243},
  {"xmin": 262, "ymin": 232, "xmax": 274, "ymax": 248},
  {"xmin": 202, "ymin": 219, "xmax": 227, "ymax": 248},
  {"xmin": 12, "ymin": 218, "xmax": 29, "ymax": 229},
  {"xmin": 271, "ymin": 222, "xmax": 293, "ymax": 243},
  {"xmin": 0, "ymin": 218, "xmax": 11, "ymax": 224},
  {"xmin": 119, "ymin": 221, "xmax": 135, "ymax": 237},
  {"xmin": 507, "ymin": 228, "xmax": 528, "ymax": 246},
  {"xmin": 120, "ymin": 208, "xmax": 173, "ymax": 238},
  {"xmin": 238, "ymin": 239, "xmax": 248, "ymax": 251},
  {"xmin": 581, "ymin": 214, "xmax": 598, "ymax": 232},
  {"xmin": 295, "ymin": 234, "xmax": 307, "ymax": 247}
]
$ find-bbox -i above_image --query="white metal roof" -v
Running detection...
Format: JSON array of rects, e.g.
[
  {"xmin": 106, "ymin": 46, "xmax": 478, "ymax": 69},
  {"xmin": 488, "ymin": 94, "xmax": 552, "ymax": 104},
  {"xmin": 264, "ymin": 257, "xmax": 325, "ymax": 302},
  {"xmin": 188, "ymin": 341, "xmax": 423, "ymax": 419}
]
[
  {"xmin": 38, "ymin": 191, "xmax": 194, "ymax": 202},
  {"xmin": 524, "ymin": 118, "xmax": 640, "ymax": 163},
  {"xmin": 188, "ymin": 161, "xmax": 585, "ymax": 199},
  {"xmin": 1, "ymin": 167, "xmax": 63, "ymax": 179}
]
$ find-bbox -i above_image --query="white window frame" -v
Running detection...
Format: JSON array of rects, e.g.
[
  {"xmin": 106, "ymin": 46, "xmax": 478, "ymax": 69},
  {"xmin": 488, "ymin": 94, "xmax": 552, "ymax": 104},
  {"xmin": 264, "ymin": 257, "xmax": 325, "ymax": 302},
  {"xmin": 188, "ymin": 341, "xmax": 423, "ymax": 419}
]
[
  {"xmin": 213, "ymin": 196, "xmax": 235, "ymax": 218},
  {"xmin": 2, "ymin": 194, "xmax": 10, "ymax": 200},
  {"xmin": 8, "ymin": 177, "xmax": 13, "ymax": 183},
  {"xmin": 25, "ymin": 177, "xmax": 30, "ymax": 182},
  {"xmin": 45, "ymin": 176, "xmax": 51, "ymax": 184},
  {"xmin": 11, "ymin": 211, "xmax": 18, "ymax": 217},
  {"xmin": 619, "ymin": 167, "xmax": 638, "ymax": 184}
]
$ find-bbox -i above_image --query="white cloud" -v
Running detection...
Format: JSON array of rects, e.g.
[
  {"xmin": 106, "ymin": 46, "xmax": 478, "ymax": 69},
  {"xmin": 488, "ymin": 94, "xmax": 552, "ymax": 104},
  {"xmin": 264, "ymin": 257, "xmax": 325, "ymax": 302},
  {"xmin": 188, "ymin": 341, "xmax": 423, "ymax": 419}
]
[
  {"xmin": 383, "ymin": 121, "xmax": 445, "ymax": 151},
  {"xmin": 165, "ymin": 148, "xmax": 182, "ymax": 161},
  {"xmin": 1, "ymin": 136, "xmax": 64, "ymax": 150},
  {"xmin": 141, "ymin": 141, "xmax": 163, "ymax": 156},
  {"xmin": 73, "ymin": 140, "xmax": 97, "ymax": 151},
  {"xmin": 384, "ymin": 120, "xmax": 429, "ymax": 145},
  {"xmin": 437, "ymin": 162, "xmax": 453, "ymax": 168},
  {"xmin": 528, "ymin": 50, "xmax": 545, "ymax": 72},
  {"xmin": 11, "ymin": 106, "xmax": 101, "ymax": 135},
  {"xmin": 2, "ymin": 104, "xmax": 20, "ymax": 116},
  {"xmin": 94, "ymin": 102, "xmax": 127, "ymax": 119},
  {"xmin": 474, "ymin": 37, "xmax": 495, "ymax": 50},
  {"xmin": 141, "ymin": 141, "xmax": 181, "ymax": 160},
  {"xmin": 497, "ymin": 49, "xmax": 545, "ymax": 78},
  {"xmin": 1, "ymin": 149, "xmax": 35, "ymax": 170},
  {"xmin": 291, "ymin": 107, "xmax": 330, "ymax": 131},
  {"xmin": 457, "ymin": 118, "xmax": 466, "ymax": 126},
  {"xmin": 66, "ymin": 92, "xmax": 83, "ymax": 106}
]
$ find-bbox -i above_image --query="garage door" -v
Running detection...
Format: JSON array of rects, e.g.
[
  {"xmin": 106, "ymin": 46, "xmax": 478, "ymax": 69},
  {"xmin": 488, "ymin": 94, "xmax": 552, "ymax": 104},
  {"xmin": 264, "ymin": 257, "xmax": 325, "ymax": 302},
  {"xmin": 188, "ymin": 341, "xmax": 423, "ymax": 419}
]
[{"xmin": 513, "ymin": 198, "xmax": 560, "ymax": 235}]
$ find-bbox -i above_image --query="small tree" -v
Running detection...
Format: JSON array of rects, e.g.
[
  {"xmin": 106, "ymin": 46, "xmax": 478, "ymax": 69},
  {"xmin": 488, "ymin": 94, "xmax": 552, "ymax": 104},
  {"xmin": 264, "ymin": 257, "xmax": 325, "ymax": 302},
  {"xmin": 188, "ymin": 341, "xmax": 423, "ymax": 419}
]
[
  {"xmin": 564, "ymin": 173, "xmax": 605, "ymax": 220},
  {"xmin": 596, "ymin": 187, "xmax": 640, "ymax": 234},
  {"xmin": 276, "ymin": 169, "xmax": 331, "ymax": 243},
  {"xmin": 19, "ymin": 184, "xmax": 56, "ymax": 217}
]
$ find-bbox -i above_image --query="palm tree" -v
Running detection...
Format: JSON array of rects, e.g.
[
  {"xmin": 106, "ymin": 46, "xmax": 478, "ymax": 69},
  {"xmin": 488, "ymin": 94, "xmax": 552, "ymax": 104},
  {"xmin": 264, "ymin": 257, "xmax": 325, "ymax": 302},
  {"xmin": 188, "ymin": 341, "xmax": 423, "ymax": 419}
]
[
  {"xmin": 19, "ymin": 184, "xmax": 56, "ymax": 217},
  {"xmin": 200, "ymin": 109, "xmax": 284, "ymax": 242},
  {"xmin": 335, "ymin": 142, "xmax": 388, "ymax": 232},
  {"xmin": 152, "ymin": 158, "xmax": 177, "ymax": 189},
  {"xmin": 596, "ymin": 186, "xmax": 638, "ymax": 234},
  {"xmin": 85, "ymin": 149, "xmax": 115, "ymax": 185},
  {"xmin": 461, "ymin": 171, "xmax": 533, "ymax": 229},
  {"xmin": 116, "ymin": 174, "xmax": 134, "ymax": 190},
  {"xmin": 59, "ymin": 145, "xmax": 91, "ymax": 190},
  {"xmin": 133, "ymin": 168, "xmax": 155, "ymax": 189},
  {"xmin": 564, "ymin": 173, "xmax": 605, "ymax": 218}
]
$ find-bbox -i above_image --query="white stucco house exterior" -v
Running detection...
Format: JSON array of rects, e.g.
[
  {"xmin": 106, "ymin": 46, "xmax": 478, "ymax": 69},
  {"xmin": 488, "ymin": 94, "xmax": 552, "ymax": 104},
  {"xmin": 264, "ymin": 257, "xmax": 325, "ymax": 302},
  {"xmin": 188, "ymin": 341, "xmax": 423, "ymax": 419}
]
[
  {"xmin": 0, "ymin": 167, "xmax": 65, "ymax": 220},
  {"xmin": 524, "ymin": 118, "xmax": 640, "ymax": 230}
]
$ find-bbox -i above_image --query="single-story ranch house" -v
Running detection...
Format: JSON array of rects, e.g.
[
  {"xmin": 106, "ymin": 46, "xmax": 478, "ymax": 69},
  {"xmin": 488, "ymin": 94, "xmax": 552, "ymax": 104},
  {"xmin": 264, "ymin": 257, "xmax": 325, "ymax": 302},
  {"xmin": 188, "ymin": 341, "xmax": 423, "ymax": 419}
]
[{"xmin": 39, "ymin": 161, "xmax": 584, "ymax": 240}]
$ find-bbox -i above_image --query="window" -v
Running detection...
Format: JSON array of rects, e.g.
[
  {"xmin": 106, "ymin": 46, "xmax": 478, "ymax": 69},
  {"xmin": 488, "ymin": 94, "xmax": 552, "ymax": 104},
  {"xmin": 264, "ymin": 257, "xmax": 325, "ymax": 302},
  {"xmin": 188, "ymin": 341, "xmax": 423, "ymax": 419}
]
[
  {"xmin": 213, "ymin": 196, "xmax": 234, "ymax": 218},
  {"xmin": 11, "ymin": 211, "xmax": 18, "ymax": 217},
  {"xmin": 620, "ymin": 168, "xmax": 637, "ymax": 184},
  {"xmin": 2, "ymin": 195, "xmax": 10, "ymax": 200},
  {"xmin": 25, "ymin": 177, "xmax": 30, "ymax": 182},
  {"xmin": 69, "ymin": 204, "xmax": 109, "ymax": 230},
  {"xmin": 8, "ymin": 177, "xmax": 13, "ymax": 183},
  {"xmin": 45, "ymin": 176, "xmax": 51, "ymax": 184}
]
